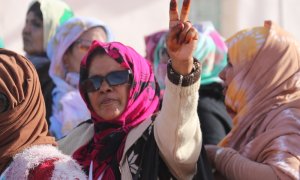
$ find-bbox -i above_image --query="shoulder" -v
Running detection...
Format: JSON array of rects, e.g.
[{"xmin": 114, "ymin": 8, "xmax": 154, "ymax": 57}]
[
  {"xmin": 124, "ymin": 117, "xmax": 154, "ymax": 152},
  {"xmin": 5, "ymin": 145, "xmax": 86, "ymax": 179},
  {"xmin": 58, "ymin": 120, "xmax": 94, "ymax": 155}
]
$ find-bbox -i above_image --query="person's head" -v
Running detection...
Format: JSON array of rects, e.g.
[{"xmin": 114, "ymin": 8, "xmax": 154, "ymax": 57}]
[
  {"xmin": 219, "ymin": 21, "xmax": 300, "ymax": 119},
  {"xmin": 144, "ymin": 30, "xmax": 168, "ymax": 64},
  {"xmin": 147, "ymin": 22, "xmax": 228, "ymax": 95},
  {"xmin": 193, "ymin": 22, "xmax": 228, "ymax": 85},
  {"xmin": 145, "ymin": 31, "xmax": 168, "ymax": 93},
  {"xmin": 22, "ymin": 0, "xmax": 74, "ymax": 56},
  {"xmin": 63, "ymin": 27, "xmax": 107, "ymax": 74},
  {"xmin": 84, "ymin": 49, "xmax": 131, "ymax": 121},
  {"xmin": 79, "ymin": 41, "xmax": 160, "ymax": 127},
  {"xmin": 0, "ymin": 49, "xmax": 55, "ymax": 173},
  {"xmin": 47, "ymin": 16, "xmax": 114, "ymax": 83}
]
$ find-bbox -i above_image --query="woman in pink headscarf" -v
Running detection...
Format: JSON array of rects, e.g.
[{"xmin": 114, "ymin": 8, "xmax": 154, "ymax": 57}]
[
  {"xmin": 58, "ymin": 0, "xmax": 204, "ymax": 179},
  {"xmin": 206, "ymin": 21, "xmax": 300, "ymax": 180}
]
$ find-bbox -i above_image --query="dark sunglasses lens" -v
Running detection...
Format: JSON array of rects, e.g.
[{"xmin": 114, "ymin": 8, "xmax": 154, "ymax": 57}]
[
  {"xmin": 82, "ymin": 77, "xmax": 102, "ymax": 92},
  {"xmin": 107, "ymin": 71, "xmax": 129, "ymax": 86}
]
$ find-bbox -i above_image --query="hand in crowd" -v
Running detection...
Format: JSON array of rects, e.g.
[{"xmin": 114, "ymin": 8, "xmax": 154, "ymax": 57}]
[{"xmin": 166, "ymin": 0, "xmax": 198, "ymax": 75}]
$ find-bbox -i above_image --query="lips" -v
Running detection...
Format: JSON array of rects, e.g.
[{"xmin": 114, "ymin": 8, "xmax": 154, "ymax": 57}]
[
  {"xmin": 100, "ymin": 97, "xmax": 117, "ymax": 105},
  {"xmin": 23, "ymin": 37, "xmax": 31, "ymax": 44}
]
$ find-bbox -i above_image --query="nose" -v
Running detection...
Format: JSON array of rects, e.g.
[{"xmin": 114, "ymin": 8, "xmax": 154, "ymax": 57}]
[
  {"xmin": 22, "ymin": 23, "xmax": 31, "ymax": 35},
  {"xmin": 219, "ymin": 67, "xmax": 226, "ymax": 81},
  {"xmin": 99, "ymin": 79, "xmax": 112, "ymax": 93}
]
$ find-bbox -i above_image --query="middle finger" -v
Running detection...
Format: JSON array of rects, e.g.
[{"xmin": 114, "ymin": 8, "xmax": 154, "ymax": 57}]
[{"xmin": 180, "ymin": 0, "xmax": 191, "ymax": 22}]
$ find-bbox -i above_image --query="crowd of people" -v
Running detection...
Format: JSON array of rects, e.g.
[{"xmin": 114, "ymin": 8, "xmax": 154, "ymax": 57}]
[{"xmin": 0, "ymin": 0, "xmax": 300, "ymax": 179}]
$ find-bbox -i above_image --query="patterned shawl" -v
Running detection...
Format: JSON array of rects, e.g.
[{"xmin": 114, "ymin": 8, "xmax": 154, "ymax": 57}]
[
  {"xmin": 47, "ymin": 16, "xmax": 114, "ymax": 139},
  {"xmin": 220, "ymin": 21, "xmax": 300, "ymax": 179},
  {"xmin": 0, "ymin": 49, "xmax": 56, "ymax": 173},
  {"xmin": 73, "ymin": 41, "xmax": 160, "ymax": 179}
]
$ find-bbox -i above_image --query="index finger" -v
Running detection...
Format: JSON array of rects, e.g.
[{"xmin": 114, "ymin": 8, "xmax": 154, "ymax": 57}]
[
  {"xmin": 180, "ymin": 0, "xmax": 191, "ymax": 22},
  {"xmin": 169, "ymin": 0, "xmax": 179, "ymax": 28}
]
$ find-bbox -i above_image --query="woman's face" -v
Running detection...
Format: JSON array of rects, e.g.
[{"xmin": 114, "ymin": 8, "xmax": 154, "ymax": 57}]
[
  {"xmin": 87, "ymin": 54, "xmax": 130, "ymax": 121},
  {"xmin": 219, "ymin": 56, "xmax": 236, "ymax": 118},
  {"xmin": 63, "ymin": 27, "xmax": 107, "ymax": 74},
  {"xmin": 22, "ymin": 11, "xmax": 44, "ymax": 55}
]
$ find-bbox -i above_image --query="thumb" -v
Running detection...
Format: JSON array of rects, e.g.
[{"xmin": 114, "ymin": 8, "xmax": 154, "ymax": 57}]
[{"xmin": 168, "ymin": 22, "xmax": 183, "ymax": 39}]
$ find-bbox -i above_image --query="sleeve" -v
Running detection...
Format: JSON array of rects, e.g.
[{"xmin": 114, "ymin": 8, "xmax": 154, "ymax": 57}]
[
  {"xmin": 215, "ymin": 148, "xmax": 278, "ymax": 180},
  {"xmin": 154, "ymin": 77, "xmax": 202, "ymax": 179}
]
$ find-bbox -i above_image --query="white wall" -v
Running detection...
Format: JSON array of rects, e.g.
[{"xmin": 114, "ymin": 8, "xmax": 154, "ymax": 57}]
[
  {"xmin": 220, "ymin": 0, "xmax": 300, "ymax": 40},
  {"xmin": 189, "ymin": 0, "xmax": 300, "ymax": 41},
  {"xmin": 0, "ymin": 0, "xmax": 170, "ymax": 56}
]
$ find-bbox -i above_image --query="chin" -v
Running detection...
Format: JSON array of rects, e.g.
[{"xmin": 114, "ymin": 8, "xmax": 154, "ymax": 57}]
[
  {"xmin": 226, "ymin": 106, "xmax": 236, "ymax": 119},
  {"xmin": 99, "ymin": 110, "xmax": 122, "ymax": 121},
  {"xmin": 95, "ymin": 104, "xmax": 124, "ymax": 120}
]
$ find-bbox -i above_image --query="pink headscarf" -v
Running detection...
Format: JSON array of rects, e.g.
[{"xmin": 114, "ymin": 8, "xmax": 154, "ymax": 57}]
[
  {"xmin": 73, "ymin": 41, "xmax": 160, "ymax": 179},
  {"xmin": 220, "ymin": 21, "xmax": 300, "ymax": 179}
]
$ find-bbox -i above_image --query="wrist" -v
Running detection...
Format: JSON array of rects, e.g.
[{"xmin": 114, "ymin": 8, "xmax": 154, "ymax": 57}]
[
  {"xmin": 167, "ymin": 58, "xmax": 201, "ymax": 86},
  {"xmin": 170, "ymin": 57, "xmax": 194, "ymax": 75}
]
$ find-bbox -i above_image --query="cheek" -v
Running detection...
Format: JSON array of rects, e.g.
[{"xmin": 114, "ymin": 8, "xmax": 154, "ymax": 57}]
[
  {"xmin": 32, "ymin": 28, "xmax": 43, "ymax": 39},
  {"xmin": 33, "ymin": 30, "xmax": 44, "ymax": 48},
  {"xmin": 88, "ymin": 93, "xmax": 97, "ymax": 110},
  {"xmin": 76, "ymin": 51, "xmax": 87, "ymax": 64},
  {"xmin": 226, "ymin": 70, "xmax": 235, "ymax": 83},
  {"xmin": 119, "ymin": 85, "xmax": 130, "ymax": 106}
]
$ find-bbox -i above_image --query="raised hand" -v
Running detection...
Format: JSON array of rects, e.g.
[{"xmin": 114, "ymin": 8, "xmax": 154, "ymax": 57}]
[{"xmin": 166, "ymin": 0, "xmax": 198, "ymax": 75}]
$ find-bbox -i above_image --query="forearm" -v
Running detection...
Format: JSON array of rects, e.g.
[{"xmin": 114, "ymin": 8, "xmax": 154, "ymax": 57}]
[
  {"xmin": 215, "ymin": 148, "xmax": 277, "ymax": 180},
  {"xmin": 154, "ymin": 78, "xmax": 202, "ymax": 179}
]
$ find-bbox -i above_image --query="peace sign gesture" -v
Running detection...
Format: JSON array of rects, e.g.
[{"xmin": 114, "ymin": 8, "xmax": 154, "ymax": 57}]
[{"xmin": 166, "ymin": 0, "xmax": 198, "ymax": 75}]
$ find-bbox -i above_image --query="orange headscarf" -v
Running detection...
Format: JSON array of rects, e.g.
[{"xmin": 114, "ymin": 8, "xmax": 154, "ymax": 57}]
[
  {"xmin": 0, "ymin": 49, "xmax": 56, "ymax": 173},
  {"xmin": 220, "ymin": 21, "xmax": 300, "ymax": 179}
]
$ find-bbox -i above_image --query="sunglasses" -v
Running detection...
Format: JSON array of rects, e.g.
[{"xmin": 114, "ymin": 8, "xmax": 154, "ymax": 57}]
[{"xmin": 81, "ymin": 70, "xmax": 132, "ymax": 92}]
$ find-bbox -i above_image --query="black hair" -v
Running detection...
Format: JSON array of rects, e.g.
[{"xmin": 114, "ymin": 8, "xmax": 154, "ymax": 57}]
[
  {"xmin": 80, "ymin": 47, "xmax": 106, "ymax": 80},
  {"xmin": 27, "ymin": 1, "xmax": 43, "ymax": 21}
]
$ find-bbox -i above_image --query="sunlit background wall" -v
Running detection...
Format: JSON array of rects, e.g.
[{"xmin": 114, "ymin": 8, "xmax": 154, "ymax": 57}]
[{"xmin": 1, "ymin": 0, "xmax": 300, "ymax": 56}]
